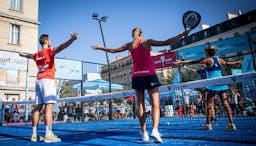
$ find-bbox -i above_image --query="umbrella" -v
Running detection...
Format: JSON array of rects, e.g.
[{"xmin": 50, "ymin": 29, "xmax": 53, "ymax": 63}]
[{"xmin": 73, "ymin": 79, "xmax": 124, "ymax": 91}]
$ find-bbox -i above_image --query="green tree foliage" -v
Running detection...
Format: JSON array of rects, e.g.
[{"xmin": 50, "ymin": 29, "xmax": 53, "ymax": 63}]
[{"xmin": 60, "ymin": 84, "xmax": 75, "ymax": 98}]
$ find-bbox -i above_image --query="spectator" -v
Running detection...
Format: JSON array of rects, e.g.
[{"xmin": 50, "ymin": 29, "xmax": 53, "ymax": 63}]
[
  {"xmin": 197, "ymin": 92, "xmax": 204, "ymax": 115},
  {"xmin": 230, "ymin": 87, "xmax": 244, "ymax": 116}
]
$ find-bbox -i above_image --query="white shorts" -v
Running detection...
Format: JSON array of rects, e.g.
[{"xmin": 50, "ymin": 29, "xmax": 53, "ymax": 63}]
[{"xmin": 35, "ymin": 79, "xmax": 57, "ymax": 104}]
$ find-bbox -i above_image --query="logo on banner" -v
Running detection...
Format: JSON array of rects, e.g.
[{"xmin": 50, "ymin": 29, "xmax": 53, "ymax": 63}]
[
  {"xmin": 160, "ymin": 56, "xmax": 165, "ymax": 67},
  {"xmin": 0, "ymin": 51, "xmax": 27, "ymax": 71},
  {"xmin": 152, "ymin": 52, "xmax": 176, "ymax": 69}
]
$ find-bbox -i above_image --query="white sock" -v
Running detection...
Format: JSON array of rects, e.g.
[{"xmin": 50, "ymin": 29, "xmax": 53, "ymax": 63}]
[
  {"xmin": 50, "ymin": 125, "xmax": 55, "ymax": 134},
  {"xmin": 45, "ymin": 126, "xmax": 51, "ymax": 136},
  {"xmin": 32, "ymin": 127, "xmax": 37, "ymax": 135}
]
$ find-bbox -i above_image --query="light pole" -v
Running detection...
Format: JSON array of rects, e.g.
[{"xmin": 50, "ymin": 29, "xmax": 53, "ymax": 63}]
[{"xmin": 92, "ymin": 13, "xmax": 113, "ymax": 120}]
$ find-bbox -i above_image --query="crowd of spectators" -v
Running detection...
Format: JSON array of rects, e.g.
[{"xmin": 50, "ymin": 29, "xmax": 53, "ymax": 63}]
[{"xmin": 2, "ymin": 90, "xmax": 256, "ymax": 124}]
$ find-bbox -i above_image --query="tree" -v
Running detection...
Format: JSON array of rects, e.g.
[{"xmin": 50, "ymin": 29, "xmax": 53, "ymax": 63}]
[{"xmin": 60, "ymin": 84, "xmax": 75, "ymax": 98}]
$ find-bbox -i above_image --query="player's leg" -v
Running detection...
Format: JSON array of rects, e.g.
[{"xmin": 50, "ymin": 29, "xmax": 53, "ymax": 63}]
[
  {"xmin": 31, "ymin": 80, "xmax": 44, "ymax": 142},
  {"xmin": 147, "ymin": 87, "xmax": 162, "ymax": 143},
  {"xmin": 221, "ymin": 92, "xmax": 236, "ymax": 131},
  {"xmin": 41, "ymin": 79, "xmax": 60, "ymax": 143},
  {"xmin": 201, "ymin": 91, "xmax": 214, "ymax": 130},
  {"xmin": 135, "ymin": 89, "xmax": 149, "ymax": 142}
]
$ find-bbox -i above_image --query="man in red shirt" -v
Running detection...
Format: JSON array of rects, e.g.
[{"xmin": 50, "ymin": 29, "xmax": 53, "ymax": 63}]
[{"xmin": 20, "ymin": 32, "xmax": 78, "ymax": 143}]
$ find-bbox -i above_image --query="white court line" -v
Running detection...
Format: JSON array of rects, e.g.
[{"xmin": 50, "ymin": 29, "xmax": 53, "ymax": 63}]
[
  {"xmin": 0, "ymin": 130, "xmax": 114, "ymax": 141},
  {"xmin": 0, "ymin": 138, "xmax": 15, "ymax": 141}
]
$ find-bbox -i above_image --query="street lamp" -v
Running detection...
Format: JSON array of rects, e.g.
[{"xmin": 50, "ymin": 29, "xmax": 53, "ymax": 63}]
[{"xmin": 92, "ymin": 13, "xmax": 113, "ymax": 120}]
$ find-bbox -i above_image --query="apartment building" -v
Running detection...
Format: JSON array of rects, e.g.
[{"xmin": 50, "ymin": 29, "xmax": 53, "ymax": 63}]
[{"xmin": 0, "ymin": 0, "xmax": 39, "ymax": 101}]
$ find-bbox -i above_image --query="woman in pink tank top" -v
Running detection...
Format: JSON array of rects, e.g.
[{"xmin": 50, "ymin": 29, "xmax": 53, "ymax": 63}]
[{"xmin": 92, "ymin": 27, "xmax": 189, "ymax": 143}]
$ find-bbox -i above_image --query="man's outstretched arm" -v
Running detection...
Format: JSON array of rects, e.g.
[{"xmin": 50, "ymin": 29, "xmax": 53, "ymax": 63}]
[
  {"xmin": 54, "ymin": 32, "xmax": 79, "ymax": 54},
  {"xmin": 19, "ymin": 52, "xmax": 34, "ymax": 59}
]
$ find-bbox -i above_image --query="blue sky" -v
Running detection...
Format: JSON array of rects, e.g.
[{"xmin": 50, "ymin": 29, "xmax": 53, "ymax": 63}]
[{"xmin": 38, "ymin": 0, "xmax": 256, "ymax": 66}]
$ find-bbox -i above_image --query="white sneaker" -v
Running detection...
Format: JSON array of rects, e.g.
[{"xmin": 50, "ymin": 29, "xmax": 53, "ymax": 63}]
[
  {"xmin": 44, "ymin": 134, "xmax": 60, "ymax": 143},
  {"xmin": 30, "ymin": 134, "xmax": 37, "ymax": 142},
  {"xmin": 30, "ymin": 134, "xmax": 44, "ymax": 142},
  {"xmin": 150, "ymin": 129, "xmax": 163, "ymax": 143},
  {"xmin": 51, "ymin": 132, "xmax": 61, "ymax": 142},
  {"xmin": 140, "ymin": 131, "xmax": 149, "ymax": 142},
  {"xmin": 201, "ymin": 124, "xmax": 212, "ymax": 130},
  {"xmin": 224, "ymin": 123, "xmax": 237, "ymax": 131}
]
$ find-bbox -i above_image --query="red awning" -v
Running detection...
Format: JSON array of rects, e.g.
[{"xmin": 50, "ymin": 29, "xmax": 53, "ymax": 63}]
[{"xmin": 126, "ymin": 96, "xmax": 136, "ymax": 103}]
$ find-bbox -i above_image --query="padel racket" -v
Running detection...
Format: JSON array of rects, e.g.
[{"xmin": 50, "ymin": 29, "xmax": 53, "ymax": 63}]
[{"xmin": 182, "ymin": 11, "xmax": 201, "ymax": 31}]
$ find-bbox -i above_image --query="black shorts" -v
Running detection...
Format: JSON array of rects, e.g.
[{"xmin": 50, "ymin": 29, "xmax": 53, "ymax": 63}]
[{"xmin": 132, "ymin": 75, "xmax": 161, "ymax": 89}]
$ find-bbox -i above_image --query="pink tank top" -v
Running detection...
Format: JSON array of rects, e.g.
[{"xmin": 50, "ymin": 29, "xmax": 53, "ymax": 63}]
[{"xmin": 130, "ymin": 39, "xmax": 156, "ymax": 77}]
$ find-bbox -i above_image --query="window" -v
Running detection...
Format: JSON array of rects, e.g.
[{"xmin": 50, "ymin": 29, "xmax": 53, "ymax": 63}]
[
  {"xmin": 181, "ymin": 40, "xmax": 186, "ymax": 46},
  {"xmin": 9, "ymin": 24, "xmax": 20, "ymax": 45},
  {"xmin": 10, "ymin": 0, "xmax": 23, "ymax": 11},
  {"xmin": 196, "ymin": 32, "xmax": 205, "ymax": 40},
  {"xmin": 216, "ymin": 25, "xmax": 221, "ymax": 33},
  {"xmin": 234, "ymin": 32, "xmax": 240, "ymax": 37},
  {"xmin": 192, "ymin": 35, "xmax": 196, "ymax": 41},
  {"xmin": 250, "ymin": 26, "xmax": 256, "ymax": 32},
  {"xmin": 7, "ymin": 70, "xmax": 19, "ymax": 82},
  {"xmin": 203, "ymin": 31, "xmax": 208, "ymax": 37}
]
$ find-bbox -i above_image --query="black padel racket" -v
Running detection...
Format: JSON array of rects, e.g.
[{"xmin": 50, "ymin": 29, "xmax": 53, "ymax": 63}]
[{"xmin": 182, "ymin": 11, "xmax": 201, "ymax": 31}]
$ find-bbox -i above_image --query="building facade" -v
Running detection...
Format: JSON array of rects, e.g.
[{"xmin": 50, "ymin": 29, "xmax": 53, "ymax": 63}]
[
  {"xmin": 101, "ymin": 56, "xmax": 133, "ymax": 89},
  {"xmin": 0, "ymin": 0, "xmax": 39, "ymax": 101}
]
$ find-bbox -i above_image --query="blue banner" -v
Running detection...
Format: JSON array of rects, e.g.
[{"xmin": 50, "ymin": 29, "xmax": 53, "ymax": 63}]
[
  {"xmin": 242, "ymin": 54, "xmax": 255, "ymax": 73},
  {"xmin": 0, "ymin": 101, "xmax": 2, "ymax": 125},
  {"xmin": 210, "ymin": 35, "xmax": 250, "ymax": 56},
  {"xmin": 177, "ymin": 44, "xmax": 208, "ymax": 60},
  {"xmin": 249, "ymin": 32, "xmax": 256, "ymax": 51},
  {"xmin": 241, "ymin": 54, "xmax": 256, "ymax": 101},
  {"xmin": 55, "ymin": 58, "xmax": 82, "ymax": 80},
  {"xmin": 173, "ymin": 73, "xmax": 181, "ymax": 83}
]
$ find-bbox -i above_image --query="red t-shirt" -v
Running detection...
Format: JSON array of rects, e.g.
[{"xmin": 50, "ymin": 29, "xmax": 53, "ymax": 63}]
[{"xmin": 32, "ymin": 47, "xmax": 55, "ymax": 80}]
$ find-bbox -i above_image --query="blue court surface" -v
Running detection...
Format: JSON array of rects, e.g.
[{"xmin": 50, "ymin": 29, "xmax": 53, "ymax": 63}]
[{"xmin": 0, "ymin": 116, "xmax": 255, "ymax": 146}]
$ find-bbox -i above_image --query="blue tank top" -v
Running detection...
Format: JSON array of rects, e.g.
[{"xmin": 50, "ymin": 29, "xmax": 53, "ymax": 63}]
[
  {"xmin": 205, "ymin": 56, "xmax": 222, "ymax": 78},
  {"xmin": 205, "ymin": 56, "xmax": 228, "ymax": 92}
]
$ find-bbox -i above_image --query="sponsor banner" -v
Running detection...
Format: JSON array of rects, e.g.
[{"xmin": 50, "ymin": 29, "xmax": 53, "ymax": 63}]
[
  {"xmin": 176, "ymin": 44, "xmax": 208, "ymax": 61},
  {"xmin": 0, "ymin": 51, "xmax": 27, "ymax": 71},
  {"xmin": 249, "ymin": 32, "xmax": 256, "ymax": 51},
  {"xmin": 242, "ymin": 54, "xmax": 255, "ymax": 73},
  {"xmin": 210, "ymin": 35, "xmax": 250, "ymax": 56},
  {"xmin": 0, "ymin": 101, "xmax": 2, "ymax": 125},
  {"xmin": 152, "ymin": 52, "xmax": 176, "ymax": 69},
  {"xmin": 55, "ymin": 58, "xmax": 82, "ymax": 80}
]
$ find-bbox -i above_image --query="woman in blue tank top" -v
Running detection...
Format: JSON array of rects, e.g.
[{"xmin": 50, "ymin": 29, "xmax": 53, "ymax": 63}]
[{"xmin": 174, "ymin": 46, "xmax": 241, "ymax": 131}]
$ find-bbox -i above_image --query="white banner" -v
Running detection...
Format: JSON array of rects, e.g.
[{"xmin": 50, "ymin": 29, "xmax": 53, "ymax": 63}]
[
  {"xmin": 55, "ymin": 58, "xmax": 82, "ymax": 80},
  {"xmin": 0, "ymin": 51, "xmax": 27, "ymax": 71}
]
